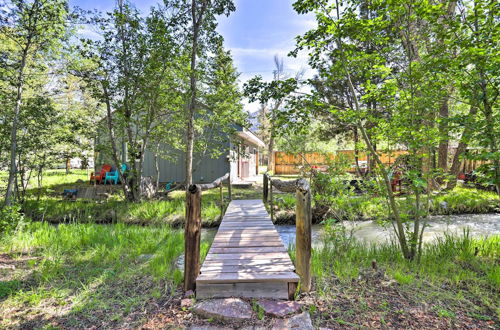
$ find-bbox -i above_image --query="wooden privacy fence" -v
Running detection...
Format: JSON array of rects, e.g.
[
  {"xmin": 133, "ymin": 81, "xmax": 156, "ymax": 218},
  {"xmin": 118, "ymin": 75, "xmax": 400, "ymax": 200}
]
[
  {"xmin": 184, "ymin": 172, "xmax": 231, "ymax": 291},
  {"xmin": 273, "ymin": 150, "xmax": 407, "ymax": 175},
  {"xmin": 263, "ymin": 173, "xmax": 312, "ymax": 293},
  {"xmin": 273, "ymin": 149, "xmax": 488, "ymax": 175}
]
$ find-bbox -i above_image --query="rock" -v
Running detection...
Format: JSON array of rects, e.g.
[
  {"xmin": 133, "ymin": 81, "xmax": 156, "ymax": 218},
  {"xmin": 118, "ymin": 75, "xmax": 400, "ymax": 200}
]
[
  {"xmin": 140, "ymin": 176, "xmax": 156, "ymax": 199},
  {"xmin": 271, "ymin": 311, "xmax": 313, "ymax": 330},
  {"xmin": 258, "ymin": 299, "xmax": 301, "ymax": 317},
  {"xmin": 137, "ymin": 254, "xmax": 154, "ymax": 262},
  {"xmin": 181, "ymin": 298, "xmax": 193, "ymax": 308},
  {"xmin": 189, "ymin": 326, "xmax": 232, "ymax": 330},
  {"xmin": 184, "ymin": 290, "xmax": 195, "ymax": 298},
  {"xmin": 381, "ymin": 279, "xmax": 397, "ymax": 287},
  {"xmin": 192, "ymin": 298, "xmax": 252, "ymax": 322},
  {"xmin": 97, "ymin": 192, "xmax": 110, "ymax": 200}
]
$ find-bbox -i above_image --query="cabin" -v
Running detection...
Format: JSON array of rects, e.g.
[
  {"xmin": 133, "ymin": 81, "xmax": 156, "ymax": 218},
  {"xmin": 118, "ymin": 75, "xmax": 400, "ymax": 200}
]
[{"xmin": 95, "ymin": 125, "xmax": 265, "ymax": 184}]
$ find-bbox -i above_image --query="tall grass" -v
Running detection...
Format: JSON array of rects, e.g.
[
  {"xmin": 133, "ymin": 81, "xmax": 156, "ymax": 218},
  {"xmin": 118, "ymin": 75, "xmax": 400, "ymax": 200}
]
[
  {"xmin": 0, "ymin": 222, "xmax": 186, "ymax": 327},
  {"xmin": 432, "ymin": 187, "xmax": 500, "ymax": 214},
  {"xmin": 312, "ymin": 222, "xmax": 500, "ymax": 315},
  {"xmin": 18, "ymin": 170, "xmax": 261, "ymax": 226},
  {"xmin": 323, "ymin": 187, "xmax": 499, "ymax": 221}
]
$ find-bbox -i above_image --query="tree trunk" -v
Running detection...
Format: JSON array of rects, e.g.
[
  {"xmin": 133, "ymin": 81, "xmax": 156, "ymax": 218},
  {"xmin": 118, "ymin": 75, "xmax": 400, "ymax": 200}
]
[
  {"xmin": 102, "ymin": 84, "xmax": 132, "ymax": 199},
  {"xmin": 353, "ymin": 127, "xmax": 362, "ymax": 176},
  {"xmin": 480, "ymin": 88, "xmax": 500, "ymax": 195},
  {"xmin": 268, "ymin": 133, "xmax": 274, "ymax": 173},
  {"xmin": 447, "ymin": 105, "xmax": 478, "ymax": 189},
  {"xmin": 65, "ymin": 156, "xmax": 70, "ymax": 174},
  {"xmin": 437, "ymin": 96, "xmax": 449, "ymax": 175},
  {"xmin": 185, "ymin": 1, "xmax": 207, "ymax": 188},
  {"xmin": 5, "ymin": 47, "xmax": 29, "ymax": 206},
  {"xmin": 332, "ymin": 18, "xmax": 411, "ymax": 257},
  {"xmin": 436, "ymin": 0, "xmax": 456, "ymax": 178},
  {"xmin": 154, "ymin": 142, "xmax": 161, "ymax": 191}
]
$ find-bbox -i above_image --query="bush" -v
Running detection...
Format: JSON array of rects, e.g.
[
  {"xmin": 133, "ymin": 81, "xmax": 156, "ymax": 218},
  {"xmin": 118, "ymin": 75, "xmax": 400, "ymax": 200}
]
[
  {"xmin": 0, "ymin": 205, "xmax": 28, "ymax": 237},
  {"xmin": 432, "ymin": 187, "xmax": 500, "ymax": 214}
]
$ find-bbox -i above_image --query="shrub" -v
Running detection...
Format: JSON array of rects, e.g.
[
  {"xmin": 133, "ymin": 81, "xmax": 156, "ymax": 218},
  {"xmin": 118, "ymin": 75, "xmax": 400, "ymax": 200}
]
[{"xmin": 0, "ymin": 205, "xmax": 28, "ymax": 237}]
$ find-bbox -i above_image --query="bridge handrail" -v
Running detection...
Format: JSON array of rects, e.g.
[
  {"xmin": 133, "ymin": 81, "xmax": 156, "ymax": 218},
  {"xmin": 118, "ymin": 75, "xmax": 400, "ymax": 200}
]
[
  {"xmin": 263, "ymin": 173, "xmax": 312, "ymax": 293},
  {"xmin": 184, "ymin": 172, "xmax": 231, "ymax": 292}
]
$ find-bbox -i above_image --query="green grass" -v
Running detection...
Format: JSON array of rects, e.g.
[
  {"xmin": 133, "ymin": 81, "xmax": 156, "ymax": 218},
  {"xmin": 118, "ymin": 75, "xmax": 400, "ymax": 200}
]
[
  {"xmin": 433, "ymin": 187, "xmax": 500, "ymax": 214},
  {"xmin": 0, "ymin": 221, "xmax": 189, "ymax": 328},
  {"xmin": 311, "ymin": 224, "xmax": 500, "ymax": 324},
  {"xmin": 4, "ymin": 170, "xmax": 499, "ymax": 227},
  {"xmin": 23, "ymin": 187, "xmax": 261, "ymax": 227},
  {"xmin": 323, "ymin": 187, "xmax": 500, "ymax": 222},
  {"xmin": 0, "ymin": 169, "xmax": 90, "ymax": 192},
  {"xmin": 7, "ymin": 169, "xmax": 263, "ymax": 226}
]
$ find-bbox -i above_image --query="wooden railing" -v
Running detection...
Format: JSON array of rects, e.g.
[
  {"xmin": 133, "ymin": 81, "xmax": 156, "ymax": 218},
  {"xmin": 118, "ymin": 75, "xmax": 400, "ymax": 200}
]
[
  {"xmin": 263, "ymin": 173, "xmax": 312, "ymax": 293},
  {"xmin": 184, "ymin": 172, "xmax": 230, "ymax": 292}
]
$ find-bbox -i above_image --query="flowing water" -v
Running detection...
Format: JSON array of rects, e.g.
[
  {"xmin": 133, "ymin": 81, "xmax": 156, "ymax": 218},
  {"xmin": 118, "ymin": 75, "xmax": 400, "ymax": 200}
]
[
  {"xmin": 177, "ymin": 213, "xmax": 499, "ymax": 269},
  {"xmin": 201, "ymin": 213, "xmax": 500, "ymax": 248}
]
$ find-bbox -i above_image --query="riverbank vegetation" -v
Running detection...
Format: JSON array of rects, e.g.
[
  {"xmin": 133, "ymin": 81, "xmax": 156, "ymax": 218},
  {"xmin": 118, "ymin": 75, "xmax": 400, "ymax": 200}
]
[
  {"xmin": 1, "ymin": 215, "xmax": 498, "ymax": 328},
  {"xmin": 247, "ymin": 0, "xmax": 499, "ymax": 260},
  {"xmin": 2, "ymin": 169, "xmax": 261, "ymax": 227},
  {"xmin": 1, "ymin": 0, "xmax": 499, "ymax": 328},
  {"xmin": 4, "ymin": 169, "xmax": 499, "ymax": 228},
  {"xmin": 306, "ymin": 222, "xmax": 499, "ymax": 328},
  {"xmin": 0, "ymin": 222, "xmax": 201, "ymax": 328}
]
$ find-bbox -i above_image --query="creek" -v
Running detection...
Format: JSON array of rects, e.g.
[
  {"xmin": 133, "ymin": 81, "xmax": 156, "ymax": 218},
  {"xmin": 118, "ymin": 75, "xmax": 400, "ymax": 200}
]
[{"xmin": 201, "ymin": 213, "xmax": 500, "ymax": 248}]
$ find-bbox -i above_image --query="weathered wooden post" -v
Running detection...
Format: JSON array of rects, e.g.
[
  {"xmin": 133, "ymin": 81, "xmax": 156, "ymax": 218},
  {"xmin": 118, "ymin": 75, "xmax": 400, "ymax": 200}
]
[
  {"xmin": 227, "ymin": 156, "xmax": 232, "ymax": 201},
  {"xmin": 295, "ymin": 178, "xmax": 311, "ymax": 292},
  {"xmin": 263, "ymin": 173, "xmax": 268, "ymax": 202},
  {"xmin": 227, "ymin": 173, "xmax": 232, "ymax": 201},
  {"xmin": 269, "ymin": 177, "xmax": 274, "ymax": 221},
  {"xmin": 219, "ymin": 184, "xmax": 224, "ymax": 217},
  {"xmin": 184, "ymin": 184, "xmax": 202, "ymax": 292}
]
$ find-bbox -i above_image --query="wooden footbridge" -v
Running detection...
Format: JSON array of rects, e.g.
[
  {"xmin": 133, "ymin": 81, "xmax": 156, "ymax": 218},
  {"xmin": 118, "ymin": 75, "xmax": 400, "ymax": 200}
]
[
  {"xmin": 196, "ymin": 200, "xmax": 299, "ymax": 299},
  {"xmin": 183, "ymin": 173, "xmax": 311, "ymax": 300}
]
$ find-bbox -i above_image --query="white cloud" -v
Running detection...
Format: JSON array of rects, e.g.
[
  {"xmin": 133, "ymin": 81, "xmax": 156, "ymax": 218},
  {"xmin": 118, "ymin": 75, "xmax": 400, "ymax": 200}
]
[{"xmin": 75, "ymin": 26, "xmax": 102, "ymax": 40}]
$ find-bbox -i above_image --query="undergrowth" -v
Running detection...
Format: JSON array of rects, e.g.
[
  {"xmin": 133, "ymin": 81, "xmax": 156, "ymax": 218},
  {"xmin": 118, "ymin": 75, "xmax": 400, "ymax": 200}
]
[
  {"xmin": 0, "ymin": 222, "xmax": 187, "ymax": 328},
  {"xmin": 312, "ymin": 222, "xmax": 500, "ymax": 322}
]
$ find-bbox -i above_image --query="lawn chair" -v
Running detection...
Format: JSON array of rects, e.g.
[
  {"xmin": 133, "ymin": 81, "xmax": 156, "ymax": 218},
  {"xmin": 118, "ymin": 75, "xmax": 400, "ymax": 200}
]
[
  {"xmin": 90, "ymin": 164, "xmax": 112, "ymax": 184},
  {"xmin": 104, "ymin": 163, "xmax": 127, "ymax": 185}
]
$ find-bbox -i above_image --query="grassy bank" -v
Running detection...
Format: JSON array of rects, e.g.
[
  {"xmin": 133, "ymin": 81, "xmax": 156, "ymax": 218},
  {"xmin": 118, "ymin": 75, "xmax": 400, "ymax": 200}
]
[
  {"xmin": 4, "ymin": 170, "xmax": 499, "ymax": 227},
  {"xmin": 12, "ymin": 169, "xmax": 262, "ymax": 227},
  {"xmin": 275, "ymin": 187, "xmax": 500, "ymax": 223},
  {"xmin": 306, "ymin": 224, "xmax": 499, "ymax": 328},
  {"xmin": 1, "ymin": 217, "xmax": 498, "ymax": 328},
  {"xmin": 0, "ymin": 222, "xmax": 212, "ymax": 328}
]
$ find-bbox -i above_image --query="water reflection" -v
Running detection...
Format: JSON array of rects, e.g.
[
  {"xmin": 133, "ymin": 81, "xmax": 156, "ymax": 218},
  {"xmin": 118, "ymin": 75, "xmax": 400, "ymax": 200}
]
[
  {"xmin": 275, "ymin": 213, "xmax": 500, "ymax": 247},
  {"xmin": 179, "ymin": 213, "xmax": 499, "ymax": 269}
]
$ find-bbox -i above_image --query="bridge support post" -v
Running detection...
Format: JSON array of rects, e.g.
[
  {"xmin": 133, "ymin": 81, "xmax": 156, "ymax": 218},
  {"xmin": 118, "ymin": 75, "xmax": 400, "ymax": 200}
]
[
  {"xmin": 220, "ymin": 184, "xmax": 224, "ymax": 217},
  {"xmin": 269, "ymin": 178, "xmax": 274, "ymax": 221},
  {"xmin": 263, "ymin": 173, "xmax": 268, "ymax": 202},
  {"xmin": 184, "ymin": 184, "xmax": 202, "ymax": 292},
  {"xmin": 227, "ymin": 171, "xmax": 232, "ymax": 201},
  {"xmin": 295, "ymin": 179, "xmax": 311, "ymax": 293}
]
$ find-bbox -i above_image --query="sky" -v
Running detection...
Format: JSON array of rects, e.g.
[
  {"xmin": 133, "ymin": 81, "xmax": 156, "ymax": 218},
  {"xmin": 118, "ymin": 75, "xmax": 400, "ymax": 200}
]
[{"xmin": 69, "ymin": 0, "xmax": 316, "ymax": 113}]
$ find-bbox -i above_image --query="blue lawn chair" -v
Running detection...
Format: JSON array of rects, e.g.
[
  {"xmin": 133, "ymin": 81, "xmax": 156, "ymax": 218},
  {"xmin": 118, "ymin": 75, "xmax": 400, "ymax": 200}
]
[
  {"xmin": 165, "ymin": 181, "xmax": 173, "ymax": 191},
  {"xmin": 104, "ymin": 163, "xmax": 127, "ymax": 185}
]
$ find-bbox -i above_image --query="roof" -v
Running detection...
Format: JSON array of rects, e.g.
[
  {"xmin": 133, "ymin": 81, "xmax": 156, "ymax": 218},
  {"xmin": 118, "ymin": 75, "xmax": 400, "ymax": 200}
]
[{"xmin": 235, "ymin": 128, "xmax": 266, "ymax": 148}]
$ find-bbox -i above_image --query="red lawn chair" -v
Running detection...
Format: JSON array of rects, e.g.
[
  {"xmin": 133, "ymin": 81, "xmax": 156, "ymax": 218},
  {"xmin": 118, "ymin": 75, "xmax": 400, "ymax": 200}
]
[{"xmin": 90, "ymin": 164, "xmax": 112, "ymax": 184}]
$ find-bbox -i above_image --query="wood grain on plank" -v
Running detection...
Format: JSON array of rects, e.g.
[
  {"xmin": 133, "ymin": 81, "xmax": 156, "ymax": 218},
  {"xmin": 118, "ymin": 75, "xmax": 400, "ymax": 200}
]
[
  {"xmin": 196, "ymin": 199, "xmax": 299, "ymax": 299},
  {"xmin": 197, "ymin": 272, "xmax": 299, "ymax": 283},
  {"xmin": 209, "ymin": 246, "xmax": 287, "ymax": 254},
  {"xmin": 205, "ymin": 253, "xmax": 291, "ymax": 260},
  {"xmin": 196, "ymin": 282, "xmax": 288, "ymax": 299}
]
